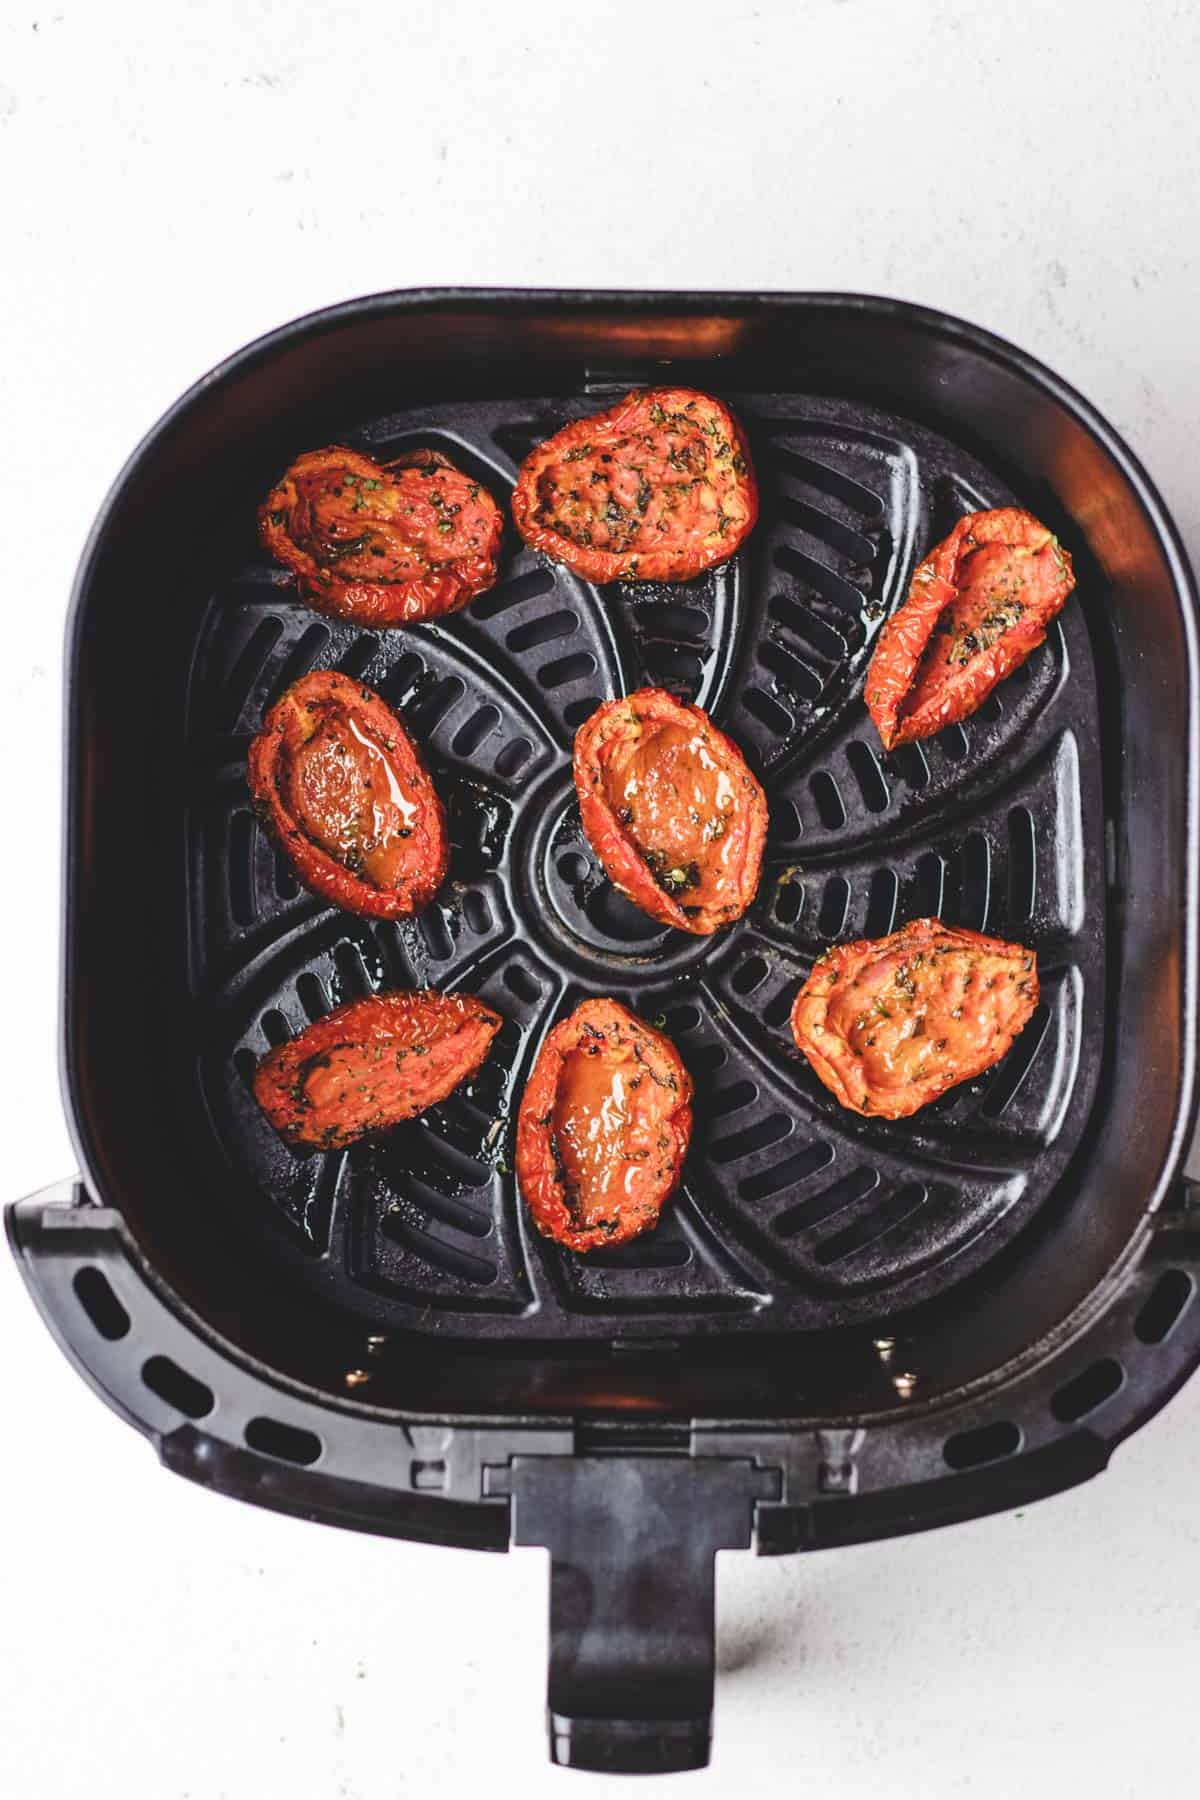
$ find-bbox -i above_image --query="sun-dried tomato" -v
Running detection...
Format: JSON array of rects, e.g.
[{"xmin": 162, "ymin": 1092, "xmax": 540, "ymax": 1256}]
[
  {"xmin": 254, "ymin": 989, "xmax": 502, "ymax": 1150},
  {"xmin": 865, "ymin": 508, "xmax": 1075, "ymax": 749},
  {"xmin": 790, "ymin": 918, "xmax": 1039, "ymax": 1119},
  {"xmin": 260, "ymin": 445, "xmax": 502, "ymax": 625},
  {"xmin": 512, "ymin": 388, "xmax": 756, "ymax": 583},
  {"xmin": 516, "ymin": 998, "xmax": 693, "ymax": 1252},
  {"xmin": 573, "ymin": 687, "xmax": 766, "ymax": 935},
  {"xmin": 248, "ymin": 670, "xmax": 447, "ymax": 919}
]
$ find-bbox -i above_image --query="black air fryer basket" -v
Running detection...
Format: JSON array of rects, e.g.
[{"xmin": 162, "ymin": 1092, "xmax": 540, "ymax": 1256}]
[{"xmin": 11, "ymin": 291, "xmax": 1200, "ymax": 1774}]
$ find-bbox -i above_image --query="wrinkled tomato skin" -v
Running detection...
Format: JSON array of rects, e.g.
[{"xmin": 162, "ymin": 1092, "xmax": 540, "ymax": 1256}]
[
  {"xmin": 260, "ymin": 446, "xmax": 503, "ymax": 626},
  {"xmin": 865, "ymin": 508, "xmax": 1076, "ymax": 750},
  {"xmin": 254, "ymin": 989, "xmax": 502, "ymax": 1150},
  {"xmin": 512, "ymin": 387, "xmax": 757, "ymax": 583},
  {"xmin": 515, "ymin": 998, "xmax": 693, "ymax": 1253},
  {"xmin": 573, "ymin": 688, "xmax": 767, "ymax": 936},
  {"xmin": 248, "ymin": 670, "xmax": 448, "ymax": 919},
  {"xmin": 790, "ymin": 918, "xmax": 1039, "ymax": 1120}
]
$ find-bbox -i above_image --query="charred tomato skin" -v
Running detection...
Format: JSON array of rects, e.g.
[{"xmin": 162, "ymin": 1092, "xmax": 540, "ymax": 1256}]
[
  {"xmin": 248, "ymin": 670, "xmax": 448, "ymax": 920},
  {"xmin": 260, "ymin": 445, "xmax": 503, "ymax": 626},
  {"xmin": 253, "ymin": 989, "xmax": 502, "ymax": 1150},
  {"xmin": 865, "ymin": 507, "xmax": 1076, "ymax": 750},
  {"xmin": 515, "ymin": 998, "xmax": 693, "ymax": 1253},
  {"xmin": 573, "ymin": 687, "xmax": 767, "ymax": 936},
  {"xmin": 790, "ymin": 918, "xmax": 1039, "ymax": 1120},
  {"xmin": 512, "ymin": 387, "xmax": 758, "ymax": 584}
]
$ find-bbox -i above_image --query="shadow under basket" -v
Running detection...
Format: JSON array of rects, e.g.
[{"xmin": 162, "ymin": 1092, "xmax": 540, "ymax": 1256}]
[{"xmin": 12, "ymin": 290, "xmax": 1200, "ymax": 1775}]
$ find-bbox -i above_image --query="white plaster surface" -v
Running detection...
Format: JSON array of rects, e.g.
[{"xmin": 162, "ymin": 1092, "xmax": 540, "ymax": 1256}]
[{"xmin": 2, "ymin": 2, "xmax": 1200, "ymax": 1794}]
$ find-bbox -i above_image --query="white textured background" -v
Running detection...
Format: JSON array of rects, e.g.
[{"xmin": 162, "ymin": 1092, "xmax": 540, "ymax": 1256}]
[{"xmin": 3, "ymin": 2, "xmax": 1200, "ymax": 1795}]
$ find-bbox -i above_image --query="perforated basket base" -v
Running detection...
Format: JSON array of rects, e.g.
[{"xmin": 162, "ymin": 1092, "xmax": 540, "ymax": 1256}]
[{"xmin": 184, "ymin": 389, "xmax": 1104, "ymax": 1340}]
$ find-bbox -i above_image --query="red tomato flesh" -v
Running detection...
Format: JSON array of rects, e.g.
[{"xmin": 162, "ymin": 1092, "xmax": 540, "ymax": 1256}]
[
  {"xmin": 516, "ymin": 998, "xmax": 693, "ymax": 1252},
  {"xmin": 512, "ymin": 388, "xmax": 757, "ymax": 583},
  {"xmin": 791, "ymin": 918, "xmax": 1039, "ymax": 1119},
  {"xmin": 248, "ymin": 670, "xmax": 448, "ymax": 919},
  {"xmin": 260, "ymin": 446, "xmax": 503, "ymax": 626},
  {"xmin": 573, "ymin": 688, "xmax": 767, "ymax": 936},
  {"xmin": 865, "ymin": 508, "xmax": 1076, "ymax": 749}
]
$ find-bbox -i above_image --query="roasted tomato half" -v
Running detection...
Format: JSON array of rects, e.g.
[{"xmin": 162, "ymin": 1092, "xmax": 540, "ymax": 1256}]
[
  {"xmin": 516, "ymin": 998, "xmax": 693, "ymax": 1253},
  {"xmin": 790, "ymin": 918, "xmax": 1039, "ymax": 1120},
  {"xmin": 248, "ymin": 670, "xmax": 448, "ymax": 919},
  {"xmin": 512, "ymin": 387, "xmax": 757, "ymax": 583},
  {"xmin": 574, "ymin": 688, "xmax": 767, "ymax": 935},
  {"xmin": 254, "ymin": 989, "xmax": 502, "ymax": 1150},
  {"xmin": 260, "ymin": 445, "xmax": 503, "ymax": 626},
  {"xmin": 865, "ymin": 508, "xmax": 1076, "ymax": 750}
]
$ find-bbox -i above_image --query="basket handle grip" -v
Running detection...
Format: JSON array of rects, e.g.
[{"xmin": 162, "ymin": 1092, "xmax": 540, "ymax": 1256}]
[{"xmin": 496, "ymin": 1454, "xmax": 776, "ymax": 1774}]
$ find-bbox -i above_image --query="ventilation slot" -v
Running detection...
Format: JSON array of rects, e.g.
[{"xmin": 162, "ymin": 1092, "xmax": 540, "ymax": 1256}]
[
  {"xmin": 777, "ymin": 492, "xmax": 877, "ymax": 562},
  {"xmin": 710, "ymin": 1113, "xmax": 791, "ymax": 1165},
  {"xmin": 758, "ymin": 639, "xmax": 822, "ymax": 701},
  {"xmin": 944, "ymin": 1420, "xmax": 1021, "ymax": 1471},
  {"xmin": 981, "ymin": 1002, "xmax": 1050, "ymax": 1118},
  {"xmin": 420, "ymin": 910, "xmax": 454, "ymax": 962},
  {"xmin": 960, "ymin": 832, "xmax": 992, "ymax": 931},
  {"xmin": 337, "ymin": 634, "xmax": 379, "ymax": 680},
  {"xmin": 227, "ymin": 812, "xmax": 257, "ymax": 928},
  {"xmin": 382, "ymin": 1218, "xmax": 497, "ymax": 1284},
  {"xmin": 770, "ymin": 443, "xmax": 885, "ymax": 517},
  {"xmin": 270, "ymin": 622, "xmax": 331, "ymax": 700},
  {"xmin": 471, "ymin": 567, "xmax": 555, "ymax": 620},
  {"xmin": 273, "ymin": 848, "xmax": 299, "ymax": 901},
  {"xmin": 245, "ymin": 1417, "xmax": 322, "ymax": 1465},
  {"xmin": 538, "ymin": 652, "xmax": 596, "ymax": 690},
  {"xmin": 768, "ymin": 594, "xmax": 847, "ymax": 661},
  {"xmin": 863, "ymin": 867, "xmax": 899, "ymax": 938},
  {"xmin": 709, "ymin": 1080, "xmax": 758, "ymax": 1121},
  {"xmin": 564, "ymin": 696, "xmax": 602, "ymax": 728},
  {"xmin": 937, "ymin": 722, "xmax": 969, "ymax": 762},
  {"xmin": 1007, "ymin": 807, "xmax": 1037, "ymax": 924},
  {"xmin": 586, "ymin": 1237, "xmax": 692, "ymax": 1271},
  {"xmin": 740, "ymin": 1142, "xmax": 834, "ymax": 1203},
  {"xmin": 774, "ymin": 1166, "xmax": 879, "ymax": 1237},
  {"xmin": 452, "ymin": 706, "xmax": 501, "ymax": 758},
  {"xmin": 334, "ymin": 942, "xmax": 373, "ymax": 1000},
  {"xmin": 380, "ymin": 652, "xmax": 425, "ymax": 708},
  {"xmin": 506, "ymin": 610, "xmax": 579, "ymax": 653},
  {"xmin": 406, "ymin": 674, "xmax": 465, "ymax": 736},
  {"xmin": 142, "ymin": 1356, "xmax": 215, "ymax": 1420},
  {"xmin": 668, "ymin": 1003, "xmax": 701, "ymax": 1033},
  {"xmin": 845, "ymin": 742, "xmax": 890, "ymax": 814},
  {"xmin": 814, "ymin": 1180, "xmax": 930, "ymax": 1265},
  {"xmin": 226, "ymin": 616, "xmax": 284, "ymax": 728},
  {"xmin": 773, "ymin": 544, "xmax": 865, "ymax": 616},
  {"xmin": 494, "ymin": 737, "xmax": 533, "ymax": 778},
  {"xmin": 742, "ymin": 687, "xmax": 794, "ymax": 735},
  {"xmin": 1134, "ymin": 1269, "xmax": 1194, "ymax": 1344},
  {"xmin": 463, "ymin": 890, "xmax": 492, "ymax": 935},
  {"xmin": 732, "ymin": 955, "xmax": 770, "ymax": 996},
  {"xmin": 887, "ymin": 742, "xmax": 930, "ymax": 791},
  {"xmin": 770, "ymin": 799, "xmax": 803, "ymax": 843},
  {"xmin": 817, "ymin": 876, "xmax": 850, "ymax": 938},
  {"xmin": 502, "ymin": 962, "xmax": 542, "ymax": 1007},
  {"xmin": 810, "ymin": 771, "xmax": 846, "ymax": 830},
  {"xmin": 911, "ymin": 851, "xmax": 945, "ymax": 918},
  {"xmin": 261, "ymin": 1009, "xmax": 292, "ymax": 1048},
  {"xmin": 762, "ymin": 985, "xmax": 794, "ymax": 1028},
  {"xmin": 296, "ymin": 973, "xmax": 330, "ymax": 1022},
  {"xmin": 1051, "ymin": 1358, "xmax": 1124, "ymax": 1423},
  {"xmin": 73, "ymin": 1267, "xmax": 130, "ymax": 1341},
  {"xmin": 774, "ymin": 879, "xmax": 804, "ymax": 926}
]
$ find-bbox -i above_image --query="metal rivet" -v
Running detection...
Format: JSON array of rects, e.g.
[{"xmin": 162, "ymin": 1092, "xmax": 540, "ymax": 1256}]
[
  {"xmin": 365, "ymin": 1335, "xmax": 387, "ymax": 1356},
  {"xmin": 893, "ymin": 1371, "xmax": 917, "ymax": 1400},
  {"xmin": 345, "ymin": 1369, "xmax": 372, "ymax": 1388},
  {"xmin": 873, "ymin": 1336, "xmax": 896, "ymax": 1357}
]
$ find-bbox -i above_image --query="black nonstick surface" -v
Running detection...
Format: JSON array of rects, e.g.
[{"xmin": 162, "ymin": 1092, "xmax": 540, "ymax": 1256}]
[{"xmin": 187, "ymin": 389, "xmax": 1103, "ymax": 1340}]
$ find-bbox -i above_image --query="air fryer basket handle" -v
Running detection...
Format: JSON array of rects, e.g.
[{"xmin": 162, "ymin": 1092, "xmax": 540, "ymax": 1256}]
[{"xmin": 494, "ymin": 1454, "xmax": 777, "ymax": 1774}]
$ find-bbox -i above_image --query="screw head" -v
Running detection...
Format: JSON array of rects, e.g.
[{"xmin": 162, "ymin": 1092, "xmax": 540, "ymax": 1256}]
[
  {"xmin": 345, "ymin": 1368, "xmax": 372, "ymax": 1389},
  {"xmin": 893, "ymin": 1371, "xmax": 917, "ymax": 1400}
]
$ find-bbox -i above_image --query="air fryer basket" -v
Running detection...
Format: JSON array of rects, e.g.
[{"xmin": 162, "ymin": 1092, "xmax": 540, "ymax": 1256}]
[{"xmin": 10, "ymin": 293, "xmax": 1200, "ymax": 1773}]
